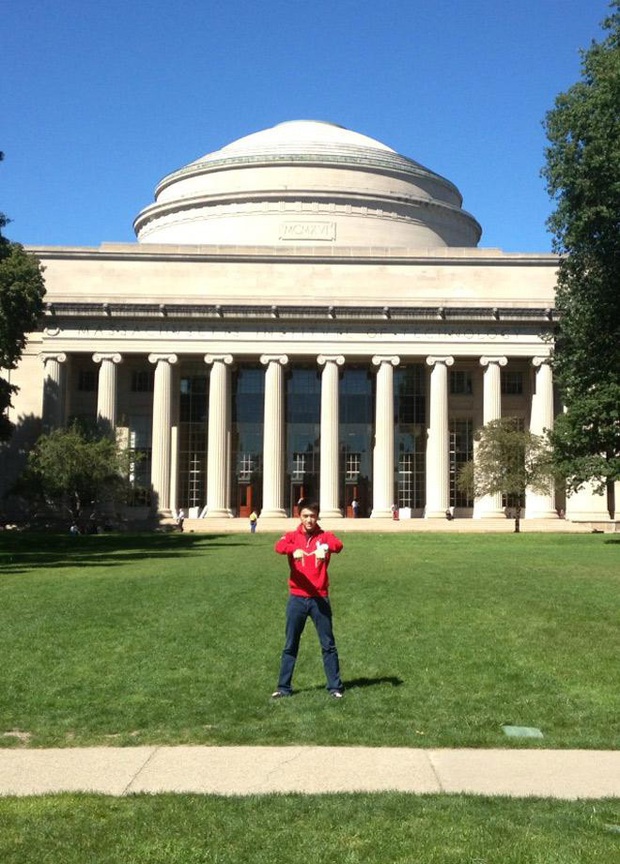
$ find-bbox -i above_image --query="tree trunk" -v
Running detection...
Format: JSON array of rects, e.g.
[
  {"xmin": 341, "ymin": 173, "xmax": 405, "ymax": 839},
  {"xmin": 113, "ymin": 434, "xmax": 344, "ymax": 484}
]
[
  {"xmin": 514, "ymin": 505, "xmax": 521, "ymax": 533},
  {"xmin": 607, "ymin": 479, "xmax": 614, "ymax": 520}
]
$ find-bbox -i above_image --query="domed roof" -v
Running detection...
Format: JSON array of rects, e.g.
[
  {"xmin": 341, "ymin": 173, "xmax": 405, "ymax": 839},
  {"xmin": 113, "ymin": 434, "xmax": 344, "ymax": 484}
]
[
  {"xmin": 134, "ymin": 120, "xmax": 481, "ymax": 248},
  {"xmin": 190, "ymin": 120, "xmax": 396, "ymax": 159}
]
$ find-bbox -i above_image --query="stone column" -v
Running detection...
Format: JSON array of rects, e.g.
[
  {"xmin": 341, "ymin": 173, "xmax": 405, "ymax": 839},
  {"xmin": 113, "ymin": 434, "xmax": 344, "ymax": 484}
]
[
  {"xmin": 260, "ymin": 354, "xmax": 288, "ymax": 518},
  {"xmin": 169, "ymin": 425, "xmax": 179, "ymax": 516},
  {"xmin": 473, "ymin": 356, "xmax": 508, "ymax": 519},
  {"xmin": 204, "ymin": 354, "xmax": 234, "ymax": 518},
  {"xmin": 425, "ymin": 355, "xmax": 454, "ymax": 518},
  {"xmin": 371, "ymin": 355, "xmax": 400, "ymax": 518},
  {"xmin": 92, "ymin": 352, "xmax": 122, "ymax": 431},
  {"xmin": 525, "ymin": 356, "xmax": 557, "ymax": 519},
  {"xmin": 148, "ymin": 353, "xmax": 178, "ymax": 514},
  {"xmin": 317, "ymin": 354, "xmax": 345, "ymax": 518},
  {"xmin": 41, "ymin": 352, "xmax": 67, "ymax": 432}
]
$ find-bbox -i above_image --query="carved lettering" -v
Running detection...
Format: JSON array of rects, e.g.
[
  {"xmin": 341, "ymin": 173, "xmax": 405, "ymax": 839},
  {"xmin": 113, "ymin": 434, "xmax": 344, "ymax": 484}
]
[{"xmin": 279, "ymin": 221, "xmax": 336, "ymax": 241}]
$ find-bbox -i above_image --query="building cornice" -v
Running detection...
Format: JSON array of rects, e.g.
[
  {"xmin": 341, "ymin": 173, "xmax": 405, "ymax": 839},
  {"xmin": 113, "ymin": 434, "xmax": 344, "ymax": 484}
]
[
  {"xmin": 27, "ymin": 243, "xmax": 560, "ymax": 268},
  {"xmin": 132, "ymin": 189, "xmax": 480, "ymax": 241},
  {"xmin": 154, "ymin": 150, "xmax": 463, "ymax": 200}
]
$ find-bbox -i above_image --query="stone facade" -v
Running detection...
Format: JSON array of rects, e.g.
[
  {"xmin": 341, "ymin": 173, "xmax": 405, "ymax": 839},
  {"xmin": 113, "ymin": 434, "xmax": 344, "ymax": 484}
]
[{"xmin": 2, "ymin": 121, "xmax": 615, "ymax": 522}]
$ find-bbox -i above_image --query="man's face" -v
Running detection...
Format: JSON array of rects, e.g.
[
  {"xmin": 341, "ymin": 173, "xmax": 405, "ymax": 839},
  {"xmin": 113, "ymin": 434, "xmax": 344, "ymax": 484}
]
[{"xmin": 299, "ymin": 508, "xmax": 319, "ymax": 532}]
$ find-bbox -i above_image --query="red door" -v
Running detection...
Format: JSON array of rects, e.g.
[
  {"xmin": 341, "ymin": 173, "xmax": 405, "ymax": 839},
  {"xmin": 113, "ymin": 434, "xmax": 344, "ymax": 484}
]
[{"xmin": 238, "ymin": 485, "xmax": 253, "ymax": 518}]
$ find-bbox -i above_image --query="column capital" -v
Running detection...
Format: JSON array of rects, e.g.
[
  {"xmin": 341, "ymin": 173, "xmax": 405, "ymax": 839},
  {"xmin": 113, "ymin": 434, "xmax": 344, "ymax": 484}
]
[
  {"xmin": 148, "ymin": 353, "xmax": 178, "ymax": 365},
  {"xmin": 426, "ymin": 355, "xmax": 454, "ymax": 368},
  {"xmin": 371, "ymin": 355, "xmax": 400, "ymax": 367},
  {"xmin": 40, "ymin": 352, "xmax": 67, "ymax": 365},
  {"xmin": 92, "ymin": 352, "xmax": 122, "ymax": 365},
  {"xmin": 532, "ymin": 356, "xmax": 552, "ymax": 368},
  {"xmin": 317, "ymin": 354, "xmax": 345, "ymax": 367},
  {"xmin": 204, "ymin": 353, "xmax": 233, "ymax": 366},
  {"xmin": 260, "ymin": 354, "xmax": 289, "ymax": 366},
  {"xmin": 480, "ymin": 355, "xmax": 508, "ymax": 367}
]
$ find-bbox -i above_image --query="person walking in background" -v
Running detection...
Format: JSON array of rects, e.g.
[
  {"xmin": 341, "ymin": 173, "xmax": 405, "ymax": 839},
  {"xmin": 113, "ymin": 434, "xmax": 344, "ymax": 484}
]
[
  {"xmin": 271, "ymin": 498, "xmax": 344, "ymax": 699},
  {"xmin": 249, "ymin": 510, "xmax": 258, "ymax": 533}
]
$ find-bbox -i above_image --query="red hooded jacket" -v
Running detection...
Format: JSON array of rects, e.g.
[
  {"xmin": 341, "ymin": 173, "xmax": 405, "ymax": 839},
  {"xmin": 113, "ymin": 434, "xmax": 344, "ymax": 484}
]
[{"xmin": 275, "ymin": 523, "xmax": 343, "ymax": 597}]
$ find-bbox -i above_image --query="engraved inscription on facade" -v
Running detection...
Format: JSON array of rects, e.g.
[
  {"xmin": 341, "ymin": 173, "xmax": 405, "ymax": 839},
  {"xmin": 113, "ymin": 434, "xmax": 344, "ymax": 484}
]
[{"xmin": 279, "ymin": 221, "xmax": 336, "ymax": 241}]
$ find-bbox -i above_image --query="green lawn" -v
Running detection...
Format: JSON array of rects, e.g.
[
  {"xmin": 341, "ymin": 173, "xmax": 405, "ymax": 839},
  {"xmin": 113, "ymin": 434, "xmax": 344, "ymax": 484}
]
[
  {"xmin": 0, "ymin": 793, "xmax": 619, "ymax": 863},
  {"xmin": 0, "ymin": 531, "xmax": 618, "ymax": 749}
]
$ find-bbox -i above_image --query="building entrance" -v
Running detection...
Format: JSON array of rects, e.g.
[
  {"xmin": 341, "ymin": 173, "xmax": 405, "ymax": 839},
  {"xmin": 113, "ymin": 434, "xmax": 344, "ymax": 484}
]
[
  {"xmin": 344, "ymin": 480, "xmax": 369, "ymax": 518},
  {"xmin": 289, "ymin": 479, "xmax": 318, "ymax": 516},
  {"xmin": 237, "ymin": 482, "xmax": 261, "ymax": 518}
]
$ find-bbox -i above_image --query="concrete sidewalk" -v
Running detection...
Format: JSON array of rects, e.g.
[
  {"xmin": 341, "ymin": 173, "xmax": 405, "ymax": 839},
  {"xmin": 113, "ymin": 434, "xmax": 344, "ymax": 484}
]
[{"xmin": 1, "ymin": 746, "xmax": 618, "ymax": 799}]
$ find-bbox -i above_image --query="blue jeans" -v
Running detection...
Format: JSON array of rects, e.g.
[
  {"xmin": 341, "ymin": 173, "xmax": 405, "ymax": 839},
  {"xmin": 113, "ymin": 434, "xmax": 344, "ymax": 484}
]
[{"xmin": 277, "ymin": 595, "xmax": 343, "ymax": 694}]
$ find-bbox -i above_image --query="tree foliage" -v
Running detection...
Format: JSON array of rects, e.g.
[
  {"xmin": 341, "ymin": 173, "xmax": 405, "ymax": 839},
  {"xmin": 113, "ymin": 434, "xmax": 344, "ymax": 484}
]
[
  {"xmin": 458, "ymin": 418, "xmax": 554, "ymax": 532},
  {"xmin": 551, "ymin": 389, "xmax": 620, "ymax": 494},
  {"xmin": 23, "ymin": 423, "xmax": 133, "ymax": 523},
  {"xmin": 542, "ymin": 4, "xmax": 620, "ymax": 492},
  {"xmin": 0, "ymin": 151, "xmax": 47, "ymax": 439}
]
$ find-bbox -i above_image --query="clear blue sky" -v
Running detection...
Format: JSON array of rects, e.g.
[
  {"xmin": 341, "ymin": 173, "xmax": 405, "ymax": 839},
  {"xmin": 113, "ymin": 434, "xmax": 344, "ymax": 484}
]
[{"xmin": 1, "ymin": 0, "xmax": 608, "ymax": 252}]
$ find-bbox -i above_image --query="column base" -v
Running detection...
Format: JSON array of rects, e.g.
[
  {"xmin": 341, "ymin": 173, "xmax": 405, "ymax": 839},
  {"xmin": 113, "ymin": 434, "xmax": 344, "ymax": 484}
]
[
  {"xmin": 202, "ymin": 509, "xmax": 234, "ymax": 519},
  {"xmin": 370, "ymin": 509, "xmax": 395, "ymax": 519},
  {"xmin": 524, "ymin": 509, "xmax": 559, "ymax": 520},
  {"xmin": 473, "ymin": 509, "xmax": 507, "ymax": 520},
  {"xmin": 319, "ymin": 508, "xmax": 343, "ymax": 519},
  {"xmin": 257, "ymin": 509, "xmax": 288, "ymax": 519},
  {"xmin": 424, "ymin": 509, "xmax": 451, "ymax": 519}
]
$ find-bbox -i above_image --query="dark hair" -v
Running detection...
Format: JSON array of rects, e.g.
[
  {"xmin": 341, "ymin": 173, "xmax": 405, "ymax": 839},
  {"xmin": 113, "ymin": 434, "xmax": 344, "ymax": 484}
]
[{"xmin": 298, "ymin": 498, "xmax": 319, "ymax": 514}]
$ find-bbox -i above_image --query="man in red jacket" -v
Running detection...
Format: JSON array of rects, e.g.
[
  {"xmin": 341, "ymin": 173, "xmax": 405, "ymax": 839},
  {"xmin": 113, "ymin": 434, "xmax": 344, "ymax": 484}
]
[{"xmin": 272, "ymin": 498, "xmax": 344, "ymax": 699}]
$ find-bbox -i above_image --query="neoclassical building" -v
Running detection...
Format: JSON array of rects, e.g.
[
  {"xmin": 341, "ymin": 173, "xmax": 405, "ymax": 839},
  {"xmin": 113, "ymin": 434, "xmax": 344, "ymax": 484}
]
[{"xmin": 4, "ymin": 121, "xmax": 613, "ymax": 521}]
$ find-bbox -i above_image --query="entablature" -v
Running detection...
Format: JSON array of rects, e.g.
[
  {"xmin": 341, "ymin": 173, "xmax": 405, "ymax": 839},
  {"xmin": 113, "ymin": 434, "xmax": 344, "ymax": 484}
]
[{"xmin": 43, "ymin": 301, "xmax": 556, "ymax": 325}]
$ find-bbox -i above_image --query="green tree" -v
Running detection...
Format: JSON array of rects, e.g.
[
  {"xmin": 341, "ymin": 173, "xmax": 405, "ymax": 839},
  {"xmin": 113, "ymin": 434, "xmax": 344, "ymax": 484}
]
[
  {"xmin": 458, "ymin": 418, "xmax": 555, "ymax": 533},
  {"xmin": 0, "ymin": 151, "xmax": 47, "ymax": 439},
  {"xmin": 542, "ymin": 4, "xmax": 620, "ymax": 506},
  {"xmin": 23, "ymin": 423, "xmax": 133, "ymax": 525}
]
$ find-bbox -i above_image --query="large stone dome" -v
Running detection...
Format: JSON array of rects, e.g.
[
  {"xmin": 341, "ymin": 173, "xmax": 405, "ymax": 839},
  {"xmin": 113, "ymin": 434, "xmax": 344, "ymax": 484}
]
[{"xmin": 134, "ymin": 120, "xmax": 481, "ymax": 248}]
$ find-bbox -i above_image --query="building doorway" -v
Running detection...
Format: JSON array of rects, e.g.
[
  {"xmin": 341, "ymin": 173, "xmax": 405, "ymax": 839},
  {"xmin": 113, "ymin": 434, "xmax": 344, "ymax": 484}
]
[
  {"xmin": 237, "ymin": 483, "xmax": 260, "ymax": 518},
  {"xmin": 344, "ymin": 479, "xmax": 369, "ymax": 517}
]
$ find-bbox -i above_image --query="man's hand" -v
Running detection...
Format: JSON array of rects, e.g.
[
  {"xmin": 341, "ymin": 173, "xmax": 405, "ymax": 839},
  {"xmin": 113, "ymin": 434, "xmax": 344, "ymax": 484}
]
[
  {"xmin": 292, "ymin": 548, "xmax": 304, "ymax": 560},
  {"xmin": 315, "ymin": 543, "xmax": 329, "ymax": 560}
]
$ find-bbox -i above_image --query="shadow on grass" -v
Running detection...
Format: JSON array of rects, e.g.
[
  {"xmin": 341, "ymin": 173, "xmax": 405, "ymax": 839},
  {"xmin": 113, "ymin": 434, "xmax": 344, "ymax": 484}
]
[
  {"xmin": 0, "ymin": 532, "xmax": 252, "ymax": 572},
  {"xmin": 345, "ymin": 676, "xmax": 404, "ymax": 690},
  {"xmin": 297, "ymin": 676, "xmax": 404, "ymax": 694}
]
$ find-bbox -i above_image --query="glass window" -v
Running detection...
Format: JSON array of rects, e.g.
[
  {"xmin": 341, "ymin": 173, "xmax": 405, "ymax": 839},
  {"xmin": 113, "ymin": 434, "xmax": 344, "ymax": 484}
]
[
  {"xmin": 292, "ymin": 452, "xmax": 306, "ymax": 480},
  {"xmin": 502, "ymin": 371, "xmax": 523, "ymax": 395},
  {"xmin": 232, "ymin": 367, "xmax": 264, "ymax": 483},
  {"xmin": 340, "ymin": 367, "xmax": 374, "ymax": 511},
  {"xmin": 450, "ymin": 370, "xmax": 473, "ymax": 395},
  {"xmin": 78, "ymin": 368, "xmax": 97, "ymax": 392},
  {"xmin": 449, "ymin": 418, "xmax": 474, "ymax": 508},
  {"xmin": 237, "ymin": 453, "xmax": 255, "ymax": 481},
  {"xmin": 127, "ymin": 415, "xmax": 152, "ymax": 503},
  {"xmin": 286, "ymin": 367, "xmax": 320, "ymax": 503},
  {"xmin": 131, "ymin": 369, "xmax": 155, "ymax": 392},
  {"xmin": 345, "ymin": 452, "xmax": 361, "ymax": 481},
  {"xmin": 395, "ymin": 366, "xmax": 426, "ymax": 509},
  {"xmin": 178, "ymin": 372, "xmax": 208, "ymax": 509}
]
